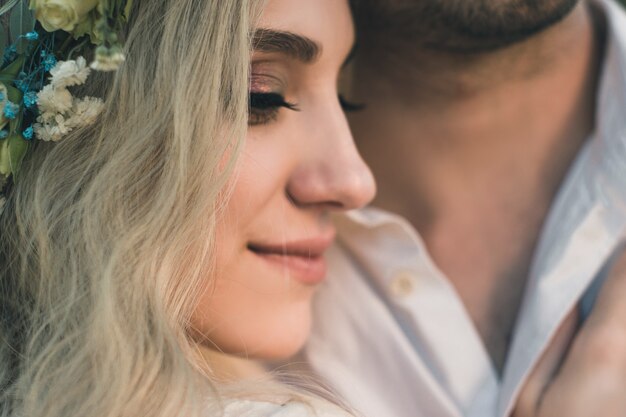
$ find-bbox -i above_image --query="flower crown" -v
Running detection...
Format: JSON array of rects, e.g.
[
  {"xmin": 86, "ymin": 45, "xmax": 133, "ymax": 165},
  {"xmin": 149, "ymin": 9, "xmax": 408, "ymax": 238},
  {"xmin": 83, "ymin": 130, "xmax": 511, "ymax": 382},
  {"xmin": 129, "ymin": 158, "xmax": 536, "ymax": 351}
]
[{"xmin": 0, "ymin": 0, "xmax": 132, "ymax": 208}]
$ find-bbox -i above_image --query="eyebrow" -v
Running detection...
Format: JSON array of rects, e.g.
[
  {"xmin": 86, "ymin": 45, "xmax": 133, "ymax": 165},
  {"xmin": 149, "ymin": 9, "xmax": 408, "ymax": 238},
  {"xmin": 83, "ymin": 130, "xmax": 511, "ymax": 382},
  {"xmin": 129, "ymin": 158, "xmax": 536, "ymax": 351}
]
[{"xmin": 252, "ymin": 29, "xmax": 322, "ymax": 63}]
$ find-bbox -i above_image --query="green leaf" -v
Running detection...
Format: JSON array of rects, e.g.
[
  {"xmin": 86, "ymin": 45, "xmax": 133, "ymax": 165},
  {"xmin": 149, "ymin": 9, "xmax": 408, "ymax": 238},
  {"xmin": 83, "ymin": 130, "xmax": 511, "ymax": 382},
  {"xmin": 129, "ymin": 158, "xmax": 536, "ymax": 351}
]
[
  {"xmin": 22, "ymin": 1, "xmax": 35, "ymax": 31},
  {"xmin": 123, "ymin": 0, "xmax": 134, "ymax": 21},
  {"xmin": 7, "ymin": 132, "xmax": 27, "ymax": 179},
  {"xmin": 0, "ymin": 139, "xmax": 10, "ymax": 176},
  {"xmin": 5, "ymin": 85, "xmax": 22, "ymax": 103},
  {"xmin": 9, "ymin": 2, "xmax": 22, "ymax": 42},
  {"xmin": 0, "ymin": 23, "xmax": 6, "ymax": 58},
  {"xmin": 0, "ymin": 0, "xmax": 19, "ymax": 18},
  {"xmin": 0, "ymin": 55, "xmax": 25, "ymax": 80},
  {"xmin": 9, "ymin": 0, "xmax": 35, "ymax": 54}
]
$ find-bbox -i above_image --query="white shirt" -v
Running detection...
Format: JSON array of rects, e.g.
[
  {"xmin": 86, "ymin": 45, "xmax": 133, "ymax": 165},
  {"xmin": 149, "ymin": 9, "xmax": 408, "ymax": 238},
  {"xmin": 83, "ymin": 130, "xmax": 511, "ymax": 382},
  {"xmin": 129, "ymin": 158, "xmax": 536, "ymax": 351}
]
[{"xmin": 305, "ymin": 1, "xmax": 626, "ymax": 416}]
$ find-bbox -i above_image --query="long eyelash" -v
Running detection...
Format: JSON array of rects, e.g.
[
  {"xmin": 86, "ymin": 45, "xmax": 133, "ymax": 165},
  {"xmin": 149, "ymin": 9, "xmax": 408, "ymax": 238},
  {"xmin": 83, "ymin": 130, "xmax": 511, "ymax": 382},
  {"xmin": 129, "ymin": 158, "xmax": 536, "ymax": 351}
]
[
  {"xmin": 339, "ymin": 94, "xmax": 366, "ymax": 112},
  {"xmin": 248, "ymin": 92, "xmax": 299, "ymax": 126},
  {"xmin": 250, "ymin": 92, "xmax": 299, "ymax": 111}
]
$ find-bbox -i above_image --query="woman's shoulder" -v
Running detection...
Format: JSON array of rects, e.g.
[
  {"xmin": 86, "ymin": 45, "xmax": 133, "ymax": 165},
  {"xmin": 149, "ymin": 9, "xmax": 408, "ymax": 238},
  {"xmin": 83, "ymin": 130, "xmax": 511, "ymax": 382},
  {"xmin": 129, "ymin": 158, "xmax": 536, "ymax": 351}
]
[{"xmin": 220, "ymin": 398, "xmax": 353, "ymax": 417}]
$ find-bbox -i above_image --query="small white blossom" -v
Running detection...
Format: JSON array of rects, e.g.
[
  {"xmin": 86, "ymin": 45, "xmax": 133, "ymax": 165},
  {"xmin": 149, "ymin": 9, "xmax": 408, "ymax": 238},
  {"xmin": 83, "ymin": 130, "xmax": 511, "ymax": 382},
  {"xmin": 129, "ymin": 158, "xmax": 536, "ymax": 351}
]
[
  {"xmin": 90, "ymin": 52, "xmax": 125, "ymax": 72},
  {"xmin": 50, "ymin": 57, "xmax": 91, "ymax": 88},
  {"xmin": 54, "ymin": 114, "xmax": 71, "ymax": 134},
  {"xmin": 37, "ymin": 84, "xmax": 73, "ymax": 114},
  {"xmin": 34, "ymin": 55, "xmax": 104, "ymax": 142},
  {"xmin": 33, "ymin": 122, "xmax": 65, "ymax": 142},
  {"xmin": 70, "ymin": 97, "xmax": 105, "ymax": 126},
  {"xmin": 38, "ymin": 57, "xmax": 93, "ymax": 121},
  {"xmin": 37, "ymin": 110, "xmax": 56, "ymax": 124},
  {"xmin": 34, "ymin": 96, "xmax": 104, "ymax": 142}
]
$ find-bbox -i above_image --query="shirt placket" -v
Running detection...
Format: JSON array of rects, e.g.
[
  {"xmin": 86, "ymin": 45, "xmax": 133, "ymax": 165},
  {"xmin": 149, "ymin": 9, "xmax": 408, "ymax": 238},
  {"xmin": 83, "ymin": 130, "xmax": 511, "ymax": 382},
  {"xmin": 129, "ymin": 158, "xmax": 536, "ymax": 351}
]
[{"xmin": 341, "ymin": 212, "xmax": 500, "ymax": 417}]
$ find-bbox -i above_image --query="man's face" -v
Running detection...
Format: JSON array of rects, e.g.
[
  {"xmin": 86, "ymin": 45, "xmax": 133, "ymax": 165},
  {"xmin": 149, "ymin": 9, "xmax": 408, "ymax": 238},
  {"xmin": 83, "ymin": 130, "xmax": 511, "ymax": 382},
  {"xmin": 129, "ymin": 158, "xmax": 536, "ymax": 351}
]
[{"xmin": 352, "ymin": 0, "xmax": 580, "ymax": 52}]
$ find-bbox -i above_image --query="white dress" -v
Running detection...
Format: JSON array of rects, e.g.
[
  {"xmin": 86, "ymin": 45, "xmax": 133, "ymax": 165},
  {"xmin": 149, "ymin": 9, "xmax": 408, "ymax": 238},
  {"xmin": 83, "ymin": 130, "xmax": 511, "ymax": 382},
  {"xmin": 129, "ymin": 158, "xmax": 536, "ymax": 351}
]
[{"xmin": 221, "ymin": 399, "xmax": 354, "ymax": 417}]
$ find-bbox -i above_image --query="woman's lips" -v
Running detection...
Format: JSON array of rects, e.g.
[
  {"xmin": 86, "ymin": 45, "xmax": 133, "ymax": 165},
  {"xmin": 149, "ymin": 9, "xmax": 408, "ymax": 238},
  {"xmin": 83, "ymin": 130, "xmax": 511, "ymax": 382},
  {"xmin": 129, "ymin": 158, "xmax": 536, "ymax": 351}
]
[{"xmin": 247, "ymin": 231, "xmax": 336, "ymax": 285}]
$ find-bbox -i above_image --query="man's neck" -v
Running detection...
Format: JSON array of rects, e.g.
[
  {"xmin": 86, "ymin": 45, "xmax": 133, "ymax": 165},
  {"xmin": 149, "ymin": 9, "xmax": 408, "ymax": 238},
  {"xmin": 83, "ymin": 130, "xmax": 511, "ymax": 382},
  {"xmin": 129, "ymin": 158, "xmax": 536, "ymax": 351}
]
[{"xmin": 349, "ymin": 1, "xmax": 605, "ymax": 371}]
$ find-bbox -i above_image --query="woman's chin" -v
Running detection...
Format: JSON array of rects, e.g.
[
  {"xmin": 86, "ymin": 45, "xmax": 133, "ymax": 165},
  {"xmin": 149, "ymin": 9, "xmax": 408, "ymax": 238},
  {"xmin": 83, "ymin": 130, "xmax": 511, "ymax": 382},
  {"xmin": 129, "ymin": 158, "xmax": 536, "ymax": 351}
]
[
  {"xmin": 195, "ymin": 300, "xmax": 314, "ymax": 362},
  {"xmin": 239, "ymin": 309, "xmax": 313, "ymax": 361}
]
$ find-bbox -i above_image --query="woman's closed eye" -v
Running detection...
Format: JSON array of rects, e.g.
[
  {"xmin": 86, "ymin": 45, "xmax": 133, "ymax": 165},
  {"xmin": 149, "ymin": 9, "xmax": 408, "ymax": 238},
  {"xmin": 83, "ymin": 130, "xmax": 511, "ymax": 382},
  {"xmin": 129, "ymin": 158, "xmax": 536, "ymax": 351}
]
[
  {"xmin": 249, "ymin": 92, "xmax": 299, "ymax": 126},
  {"xmin": 248, "ymin": 92, "xmax": 365, "ymax": 126}
]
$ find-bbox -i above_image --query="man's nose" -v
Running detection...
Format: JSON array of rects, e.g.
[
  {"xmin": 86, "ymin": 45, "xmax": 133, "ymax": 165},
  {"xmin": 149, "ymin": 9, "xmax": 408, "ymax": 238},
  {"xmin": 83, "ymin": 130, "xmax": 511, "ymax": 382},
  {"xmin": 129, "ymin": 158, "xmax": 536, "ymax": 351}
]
[{"xmin": 286, "ymin": 100, "xmax": 376, "ymax": 211}]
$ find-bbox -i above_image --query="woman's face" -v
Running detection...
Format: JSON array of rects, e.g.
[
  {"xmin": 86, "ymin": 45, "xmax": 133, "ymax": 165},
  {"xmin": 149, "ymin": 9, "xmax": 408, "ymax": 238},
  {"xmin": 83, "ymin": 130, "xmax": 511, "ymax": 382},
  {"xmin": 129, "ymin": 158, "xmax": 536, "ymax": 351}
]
[{"xmin": 191, "ymin": 0, "xmax": 375, "ymax": 360}]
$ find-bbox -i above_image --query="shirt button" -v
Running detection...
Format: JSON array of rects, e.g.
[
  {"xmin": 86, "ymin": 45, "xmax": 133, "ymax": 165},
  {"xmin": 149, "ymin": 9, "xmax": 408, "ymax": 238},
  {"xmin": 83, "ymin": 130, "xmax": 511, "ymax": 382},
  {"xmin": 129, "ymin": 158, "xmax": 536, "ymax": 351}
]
[{"xmin": 389, "ymin": 271, "xmax": 417, "ymax": 298}]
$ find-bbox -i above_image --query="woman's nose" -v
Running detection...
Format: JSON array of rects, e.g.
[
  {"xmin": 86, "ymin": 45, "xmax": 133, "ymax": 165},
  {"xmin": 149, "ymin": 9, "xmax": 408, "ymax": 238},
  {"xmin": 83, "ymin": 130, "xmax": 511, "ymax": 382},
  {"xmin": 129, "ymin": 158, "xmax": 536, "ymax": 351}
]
[{"xmin": 286, "ymin": 100, "xmax": 376, "ymax": 211}]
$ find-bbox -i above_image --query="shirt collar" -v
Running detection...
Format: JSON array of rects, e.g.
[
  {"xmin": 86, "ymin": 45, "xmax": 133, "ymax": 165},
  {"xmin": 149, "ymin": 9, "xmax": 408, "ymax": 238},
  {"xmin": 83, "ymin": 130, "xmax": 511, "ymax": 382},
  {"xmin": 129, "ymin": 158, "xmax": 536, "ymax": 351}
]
[{"xmin": 591, "ymin": 0, "xmax": 626, "ymax": 208}]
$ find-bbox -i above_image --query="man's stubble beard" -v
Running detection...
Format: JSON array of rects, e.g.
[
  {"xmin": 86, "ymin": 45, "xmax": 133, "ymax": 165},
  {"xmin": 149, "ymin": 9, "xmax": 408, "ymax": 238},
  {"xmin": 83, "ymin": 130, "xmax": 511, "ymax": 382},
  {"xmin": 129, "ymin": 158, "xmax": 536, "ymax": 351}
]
[{"xmin": 352, "ymin": 0, "xmax": 580, "ymax": 53}]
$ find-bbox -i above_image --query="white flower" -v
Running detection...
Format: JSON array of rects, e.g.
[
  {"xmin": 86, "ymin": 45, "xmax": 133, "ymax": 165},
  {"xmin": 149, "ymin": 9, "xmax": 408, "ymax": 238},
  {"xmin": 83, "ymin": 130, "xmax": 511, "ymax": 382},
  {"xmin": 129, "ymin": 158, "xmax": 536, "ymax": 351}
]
[
  {"xmin": 34, "ymin": 96, "xmax": 104, "ymax": 142},
  {"xmin": 37, "ymin": 110, "xmax": 56, "ymax": 124},
  {"xmin": 38, "ymin": 58, "xmax": 92, "ymax": 113},
  {"xmin": 70, "ymin": 97, "xmax": 104, "ymax": 126},
  {"xmin": 33, "ymin": 122, "xmax": 65, "ymax": 142},
  {"xmin": 31, "ymin": 0, "xmax": 99, "ymax": 33},
  {"xmin": 54, "ymin": 114, "xmax": 70, "ymax": 134},
  {"xmin": 37, "ymin": 84, "xmax": 73, "ymax": 114},
  {"xmin": 90, "ymin": 49, "xmax": 126, "ymax": 72},
  {"xmin": 50, "ymin": 57, "xmax": 91, "ymax": 88},
  {"xmin": 33, "ymin": 55, "xmax": 104, "ymax": 142}
]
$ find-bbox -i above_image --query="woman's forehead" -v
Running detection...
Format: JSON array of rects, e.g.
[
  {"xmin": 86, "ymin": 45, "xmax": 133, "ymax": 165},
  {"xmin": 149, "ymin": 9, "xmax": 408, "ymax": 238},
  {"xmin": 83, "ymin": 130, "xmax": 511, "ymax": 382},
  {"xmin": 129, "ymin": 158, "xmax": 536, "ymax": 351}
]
[{"xmin": 257, "ymin": 0, "xmax": 354, "ymax": 60}]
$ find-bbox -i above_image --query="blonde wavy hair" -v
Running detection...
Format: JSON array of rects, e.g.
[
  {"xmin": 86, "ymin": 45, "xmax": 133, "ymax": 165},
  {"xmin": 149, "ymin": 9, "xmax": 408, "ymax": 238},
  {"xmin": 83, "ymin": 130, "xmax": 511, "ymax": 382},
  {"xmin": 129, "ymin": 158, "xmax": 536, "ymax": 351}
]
[{"xmin": 0, "ymin": 0, "xmax": 266, "ymax": 416}]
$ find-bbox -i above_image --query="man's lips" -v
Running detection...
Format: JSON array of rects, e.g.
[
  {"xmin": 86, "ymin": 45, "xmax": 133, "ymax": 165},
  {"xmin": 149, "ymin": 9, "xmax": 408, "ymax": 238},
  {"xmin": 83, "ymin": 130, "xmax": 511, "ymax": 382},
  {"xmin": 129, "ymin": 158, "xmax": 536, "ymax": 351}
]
[{"xmin": 247, "ymin": 230, "xmax": 336, "ymax": 285}]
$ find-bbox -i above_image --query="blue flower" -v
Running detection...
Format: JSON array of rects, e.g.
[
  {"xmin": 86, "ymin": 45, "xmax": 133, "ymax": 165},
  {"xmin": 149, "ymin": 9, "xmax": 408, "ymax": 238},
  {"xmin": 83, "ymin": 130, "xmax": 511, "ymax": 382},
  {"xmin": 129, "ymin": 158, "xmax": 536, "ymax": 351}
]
[
  {"xmin": 3, "ymin": 102, "xmax": 19, "ymax": 119},
  {"xmin": 43, "ymin": 54, "xmax": 57, "ymax": 71},
  {"xmin": 24, "ymin": 32, "xmax": 39, "ymax": 41},
  {"xmin": 0, "ymin": 92, "xmax": 4, "ymax": 102},
  {"xmin": 23, "ymin": 92, "xmax": 38, "ymax": 109},
  {"xmin": 2, "ymin": 45, "xmax": 17, "ymax": 64},
  {"xmin": 23, "ymin": 126, "xmax": 33, "ymax": 140},
  {"xmin": 15, "ymin": 75, "xmax": 30, "ymax": 93},
  {"xmin": 0, "ymin": 130, "xmax": 7, "ymax": 139}
]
